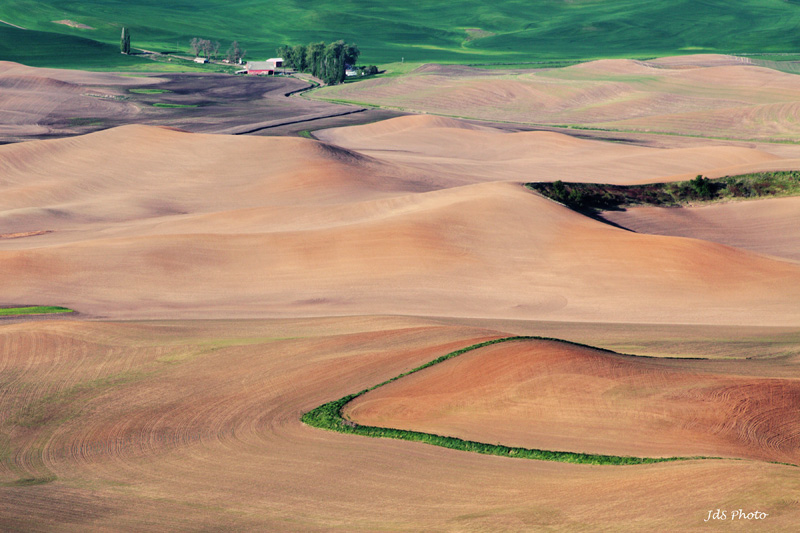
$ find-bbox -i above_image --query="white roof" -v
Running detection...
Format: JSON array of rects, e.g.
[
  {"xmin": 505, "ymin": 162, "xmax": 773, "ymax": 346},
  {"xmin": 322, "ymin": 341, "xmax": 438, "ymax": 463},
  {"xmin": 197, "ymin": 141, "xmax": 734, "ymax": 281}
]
[{"xmin": 247, "ymin": 61, "xmax": 276, "ymax": 70}]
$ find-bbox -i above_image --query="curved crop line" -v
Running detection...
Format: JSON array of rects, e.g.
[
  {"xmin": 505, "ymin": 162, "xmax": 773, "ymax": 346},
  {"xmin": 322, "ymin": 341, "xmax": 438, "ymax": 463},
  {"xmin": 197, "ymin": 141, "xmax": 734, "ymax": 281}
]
[
  {"xmin": 0, "ymin": 306, "xmax": 74, "ymax": 317},
  {"xmin": 301, "ymin": 336, "xmax": 720, "ymax": 465}
]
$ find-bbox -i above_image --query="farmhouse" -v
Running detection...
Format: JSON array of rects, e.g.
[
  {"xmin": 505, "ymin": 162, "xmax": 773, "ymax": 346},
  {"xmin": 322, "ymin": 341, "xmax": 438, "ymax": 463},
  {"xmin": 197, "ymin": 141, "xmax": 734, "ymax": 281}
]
[{"xmin": 246, "ymin": 58, "xmax": 284, "ymax": 75}]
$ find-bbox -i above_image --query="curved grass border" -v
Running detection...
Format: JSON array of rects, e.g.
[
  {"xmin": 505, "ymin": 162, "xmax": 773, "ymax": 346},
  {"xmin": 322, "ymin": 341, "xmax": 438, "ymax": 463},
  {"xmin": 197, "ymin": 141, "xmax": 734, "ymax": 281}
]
[
  {"xmin": 0, "ymin": 306, "xmax": 74, "ymax": 317},
  {"xmin": 151, "ymin": 103, "xmax": 199, "ymax": 108},
  {"xmin": 302, "ymin": 336, "xmax": 719, "ymax": 465}
]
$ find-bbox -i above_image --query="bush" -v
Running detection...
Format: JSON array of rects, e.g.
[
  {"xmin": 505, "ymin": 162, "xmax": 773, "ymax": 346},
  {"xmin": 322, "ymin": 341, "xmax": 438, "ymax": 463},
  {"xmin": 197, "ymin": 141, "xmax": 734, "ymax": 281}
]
[{"xmin": 690, "ymin": 175, "xmax": 712, "ymax": 199}]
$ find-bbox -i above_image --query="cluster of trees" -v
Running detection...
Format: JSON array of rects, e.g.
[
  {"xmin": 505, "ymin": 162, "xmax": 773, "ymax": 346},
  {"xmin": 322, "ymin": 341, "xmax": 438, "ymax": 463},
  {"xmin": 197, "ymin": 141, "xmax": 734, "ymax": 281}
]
[
  {"xmin": 190, "ymin": 38, "xmax": 220, "ymax": 59},
  {"xmin": 276, "ymin": 40, "xmax": 359, "ymax": 85},
  {"xmin": 549, "ymin": 180, "xmax": 587, "ymax": 209},
  {"xmin": 358, "ymin": 65, "xmax": 379, "ymax": 76},
  {"xmin": 226, "ymin": 41, "xmax": 246, "ymax": 64},
  {"xmin": 190, "ymin": 38, "xmax": 246, "ymax": 63}
]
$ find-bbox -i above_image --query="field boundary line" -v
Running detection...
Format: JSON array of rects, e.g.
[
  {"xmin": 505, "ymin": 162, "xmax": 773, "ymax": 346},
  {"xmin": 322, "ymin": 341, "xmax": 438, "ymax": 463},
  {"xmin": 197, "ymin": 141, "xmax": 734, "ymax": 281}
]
[
  {"xmin": 302, "ymin": 336, "xmax": 726, "ymax": 466},
  {"xmin": 0, "ymin": 19, "xmax": 26, "ymax": 30}
]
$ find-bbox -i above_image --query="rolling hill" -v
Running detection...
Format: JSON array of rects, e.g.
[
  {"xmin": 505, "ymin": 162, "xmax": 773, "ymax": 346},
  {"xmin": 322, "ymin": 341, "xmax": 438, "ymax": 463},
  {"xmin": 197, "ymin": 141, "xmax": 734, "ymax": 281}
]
[
  {"xmin": 3, "ymin": 119, "xmax": 800, "ymax": 324},
  {"xmin": 345, "ymin": 338, "xmax": 800, "ymax": 464},
  {"xmin": 315, "ymin": 56, "xmax": 800, "ymax": 142},
  {"xmin": 4, "ymin": 1, "xmax": 800, "ymax": 67},
  {"xmin": 2, "ymin": 61, "xmax": 800, "ymax": 530},
  {"xmin": 0, "ymin": 25, "xmax": 141, "ymax": 70}
]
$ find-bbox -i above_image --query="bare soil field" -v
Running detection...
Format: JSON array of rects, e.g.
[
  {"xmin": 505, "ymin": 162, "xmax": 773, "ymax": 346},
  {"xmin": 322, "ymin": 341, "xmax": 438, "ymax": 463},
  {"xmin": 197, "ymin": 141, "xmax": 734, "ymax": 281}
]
[
  {"xmin": 0, "ymin": 61, "xmax": 399, "ymax": 143},
  {"xmin": 314, "ymin": 54, "xmax": 800, "ymax": 142},
  {"xmin": 603, "ymin": 196, "xmax": 800, "ymax": 263},
  {"xmin": 2, "ymin": 59, "xmax": 800, "ymax": 530},
  {"xmin": 1, "ymin": 317, "xmax": 799, "ymax": 532},
  {"xmin": 316, "ymin": 115, "xmax": 800, "ymax": 184},
  {"xmin": 345, "ymin": 338, "xmax": 800, "ymax": 463},
  {"xmin": 2, "ymin": 119, "xmax": 800, "ymax": 323}
]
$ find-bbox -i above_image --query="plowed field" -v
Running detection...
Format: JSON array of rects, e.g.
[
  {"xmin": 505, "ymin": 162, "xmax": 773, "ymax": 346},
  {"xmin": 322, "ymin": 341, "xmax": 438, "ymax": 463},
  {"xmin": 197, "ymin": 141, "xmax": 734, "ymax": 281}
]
[
  {"xmin": 315, "ymin": 55, "xmax": 800, "ymax": 142},
  {"xmin": 2, "ymin": 318, "xmax": 799, "ymax": 531},
  {"xmin": 2, "ymin": 61, "xmax": 800, "ymax": 531},
  {"xmin": 346, "ymin": 339, "xmax": 800, "ymax": 463}
]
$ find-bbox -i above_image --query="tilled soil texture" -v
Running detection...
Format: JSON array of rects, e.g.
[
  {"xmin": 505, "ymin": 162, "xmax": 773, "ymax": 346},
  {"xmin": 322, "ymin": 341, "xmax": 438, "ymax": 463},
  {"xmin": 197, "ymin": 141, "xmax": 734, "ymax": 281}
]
[
  {"xmin": 315, "ymin": 54, "xmax": 800, "ymax": 143},
  {"xmin": 0, "ymin": 61, "xmax": 401, "ymax": 143},
  {"xmin": 1, "ymin": 318, "xmax": 799, "ymax": 532},
  {"xmin": 602, "ymin": 196, "xmax": 800, "ymax": 263},
  {"xmin": 4, "ymin": 119, "xmax": 800, "ymax": 324},
  {"xmin": 345, "ymin": 338, "xmax": 800, "ymax": 464}
]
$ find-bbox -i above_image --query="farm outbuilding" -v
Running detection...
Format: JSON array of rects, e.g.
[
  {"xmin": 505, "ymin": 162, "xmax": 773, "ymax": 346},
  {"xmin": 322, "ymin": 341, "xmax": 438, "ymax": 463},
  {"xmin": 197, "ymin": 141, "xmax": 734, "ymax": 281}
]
[{"xmin": 246, "ymin": 58, "xmax": 284, "ymax": 75}]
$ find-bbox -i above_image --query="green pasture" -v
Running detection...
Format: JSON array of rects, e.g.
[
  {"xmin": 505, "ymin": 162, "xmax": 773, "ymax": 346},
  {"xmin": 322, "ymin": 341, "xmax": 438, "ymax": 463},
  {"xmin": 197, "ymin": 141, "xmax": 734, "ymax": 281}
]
[
  {"xmin": 4, "ymin": 1, "xmax": 800, "ymax": 69},
  {"xmin": 0, "ymin": 25, "xmax": 235, "ymax": 72},
  {"xmin": 0, "ymin": 25, "xmax": 142, "ymax": 69}
]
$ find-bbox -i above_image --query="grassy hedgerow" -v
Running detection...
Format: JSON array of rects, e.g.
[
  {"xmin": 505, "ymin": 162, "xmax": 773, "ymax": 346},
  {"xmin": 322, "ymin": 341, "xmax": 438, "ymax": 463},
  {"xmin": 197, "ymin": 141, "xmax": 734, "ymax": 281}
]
[
  {"xmin": 527, "ymin": 171, "xmax": 800, "ymax": 213},
  {"xmin": 302, "ymin": 336, "xmax": 716, "ymax": 465}
]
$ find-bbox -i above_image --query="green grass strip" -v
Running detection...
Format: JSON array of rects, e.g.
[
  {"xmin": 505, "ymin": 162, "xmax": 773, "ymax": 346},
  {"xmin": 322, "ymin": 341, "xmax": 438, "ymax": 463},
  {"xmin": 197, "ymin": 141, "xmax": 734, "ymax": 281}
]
[
  {"xmin": 302, "ymin": 336, "xmax": 717, "ymax": 465},
  {"xmin": 0, "ymin": 306, "xmax": 74, "ymax": 317},
  {"xmin": 0, "ymin": 476, "xmax": 57, "ymax": 487},
  {"xmin": 151, "ymin": 103, "xmax": 199, "ymax": 108}
]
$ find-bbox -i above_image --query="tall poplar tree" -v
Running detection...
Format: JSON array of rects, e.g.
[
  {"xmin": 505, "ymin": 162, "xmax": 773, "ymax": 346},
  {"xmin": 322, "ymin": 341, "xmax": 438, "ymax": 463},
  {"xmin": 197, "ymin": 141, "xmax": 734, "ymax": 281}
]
[
  {"xmin": 305, "ymin": 42, "xmax": 326, "ymax": 78},
  {"xmin": 323, "ymin": 41, "xmax": 346, "ymax": 85},
  {"xmin": 120, "ymin": 27, "xmax": 131, "ymax": 55}
]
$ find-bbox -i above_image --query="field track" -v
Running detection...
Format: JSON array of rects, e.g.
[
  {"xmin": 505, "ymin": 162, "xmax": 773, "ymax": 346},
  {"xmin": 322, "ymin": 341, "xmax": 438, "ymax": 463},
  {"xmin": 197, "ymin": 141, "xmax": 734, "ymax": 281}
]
[{"xmin": 0, "ymin": 20, "xmax": 25, "ymax": 30}]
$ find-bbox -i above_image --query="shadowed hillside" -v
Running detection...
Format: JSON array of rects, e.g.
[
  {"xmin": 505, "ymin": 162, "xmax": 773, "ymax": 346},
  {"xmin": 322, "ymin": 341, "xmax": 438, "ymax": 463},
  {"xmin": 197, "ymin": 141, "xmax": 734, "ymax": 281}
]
[{"xmin": 3, "ymin": 122, "xmax": 800, "ymax": 324}]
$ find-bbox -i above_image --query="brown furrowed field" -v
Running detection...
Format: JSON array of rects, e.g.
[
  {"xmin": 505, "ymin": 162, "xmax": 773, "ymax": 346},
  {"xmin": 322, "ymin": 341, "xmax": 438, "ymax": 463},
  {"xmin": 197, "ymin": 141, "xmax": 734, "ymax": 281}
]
[
  {"xmin": 345, "ymin": 338, "xmax": 800, "ymax": 463},
  {"xmin": 1, "ymin": 318, "xmax": 799, "ymax": 531},
  {"xmin": 0, "ymin": 61, "xmax": 396, "ymax": 143},
  {"xmin": 603, "ymin": 196, "xmax": 800, "ymax": 262},
  {"xmin": 3, "ymin": 121, "xmax": 800, "ymax": 324},
  {"xmin": 314, "ymin": 54, "xmax": 800, "ymax": 142},
  {"xmin": 315, "ymin": 114, "xmax": 800, "ymax": 184},
  {"xmin": 2, "ymin": 59, "xmax": 800, "ymax": 531}
]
